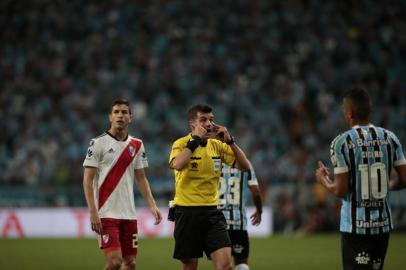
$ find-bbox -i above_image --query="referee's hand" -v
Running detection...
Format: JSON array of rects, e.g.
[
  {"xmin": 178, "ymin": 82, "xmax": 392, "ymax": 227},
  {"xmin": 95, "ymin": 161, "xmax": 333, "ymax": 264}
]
[{"xmin": 191, "ymin": 123, "xmax": 207, "ymax": 139}]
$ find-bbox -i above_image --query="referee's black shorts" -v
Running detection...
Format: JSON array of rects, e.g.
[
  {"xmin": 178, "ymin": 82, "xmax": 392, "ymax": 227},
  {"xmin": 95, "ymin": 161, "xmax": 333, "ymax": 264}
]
[
  {"xmin": 341, "ymin": 232, "xmax": 389, "ymax": 270},
  {"xmin": 173, "ymin": 206, "xmax": 231, "ymax": 260}
]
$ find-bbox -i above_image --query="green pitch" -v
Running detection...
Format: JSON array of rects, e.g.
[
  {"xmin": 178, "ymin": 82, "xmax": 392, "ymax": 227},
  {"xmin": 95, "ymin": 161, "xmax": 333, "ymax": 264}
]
[{"xmin": 1, "ymin": 234, "xmax": 405, "ymax": 269}]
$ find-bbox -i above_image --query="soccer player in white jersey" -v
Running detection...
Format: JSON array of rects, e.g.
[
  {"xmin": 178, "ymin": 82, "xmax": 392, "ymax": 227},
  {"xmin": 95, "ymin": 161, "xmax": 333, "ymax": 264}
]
[
  {"xmin": 315, "ymin": 88, "xmax": 406, "ymax": 270},
  {"xmin": 218, "ymin": 161, "xmax": 262, "ymax": 270},
  {"xmin": 83, "ymin": 99, "xmax": 162, "ymax": 270}
]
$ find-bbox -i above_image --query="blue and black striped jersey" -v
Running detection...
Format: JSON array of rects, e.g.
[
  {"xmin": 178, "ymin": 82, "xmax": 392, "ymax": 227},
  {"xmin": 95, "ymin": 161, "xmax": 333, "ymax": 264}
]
[
  {"xmin": 331, "ymin": 124, "xmax": 406, "ymax": 235},
  {"xmin": 218, "ymin": 163, "xmax": 258, "ymax": 231}
]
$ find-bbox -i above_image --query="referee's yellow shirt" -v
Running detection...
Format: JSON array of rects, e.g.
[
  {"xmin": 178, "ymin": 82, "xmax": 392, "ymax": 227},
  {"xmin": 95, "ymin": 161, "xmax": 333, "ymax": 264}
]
[{"xmin": 169, "ymin": 134, "xmax": 236, "ymax": 206}]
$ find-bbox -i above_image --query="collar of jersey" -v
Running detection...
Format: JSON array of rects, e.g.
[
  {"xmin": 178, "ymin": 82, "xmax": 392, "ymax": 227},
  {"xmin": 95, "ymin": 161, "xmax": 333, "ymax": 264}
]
[{"xmin": 106, "ymin": 131, "xmax": 128, "ymax": 141}]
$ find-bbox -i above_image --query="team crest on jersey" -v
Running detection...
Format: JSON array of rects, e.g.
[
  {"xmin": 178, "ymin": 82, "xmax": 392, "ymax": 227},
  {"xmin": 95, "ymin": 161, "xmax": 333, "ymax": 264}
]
[
  {"xmin": 102, "ymin": 234, "xmax": 109, "ymax": 243},
  {"xmin": 89, "ymin": 140, "xmax": 95, "ymax": 146},
  {"xmin": 129, "ymin": 146, "xmax": 135, "ymax": 157}
]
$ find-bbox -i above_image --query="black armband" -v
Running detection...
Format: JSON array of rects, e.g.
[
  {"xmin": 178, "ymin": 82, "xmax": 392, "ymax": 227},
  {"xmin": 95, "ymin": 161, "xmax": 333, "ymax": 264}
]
[
  {"xmin": 186, "ymin": 136, "xmax": 201, "ymax": 152},
  {"xmin": 226, "ymin": 135, "xmax": 235, "ymax": 145}
]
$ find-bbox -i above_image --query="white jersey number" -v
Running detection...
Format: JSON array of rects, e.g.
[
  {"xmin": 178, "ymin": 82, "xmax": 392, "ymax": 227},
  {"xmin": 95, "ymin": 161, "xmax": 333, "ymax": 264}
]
[
  {"xmin": 358, "ymin": 162, "xmax": 388, "ymax": 200},
  {"xmin": 218, "ymin": 176, "xmax": 241, "ymax": 207}
]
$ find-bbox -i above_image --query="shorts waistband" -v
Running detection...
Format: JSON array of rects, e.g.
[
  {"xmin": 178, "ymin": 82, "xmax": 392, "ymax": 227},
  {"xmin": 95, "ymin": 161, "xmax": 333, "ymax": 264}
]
[{"xmin": 175, "ymin": 205, "xmax": 217, "ymax": 211}]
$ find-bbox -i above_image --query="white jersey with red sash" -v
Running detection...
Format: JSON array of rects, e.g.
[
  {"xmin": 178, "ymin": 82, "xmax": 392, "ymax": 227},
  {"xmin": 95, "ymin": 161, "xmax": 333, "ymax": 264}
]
[{"xmin": 83, "ymin": 132, "xmax": 148, "ymax": 220}]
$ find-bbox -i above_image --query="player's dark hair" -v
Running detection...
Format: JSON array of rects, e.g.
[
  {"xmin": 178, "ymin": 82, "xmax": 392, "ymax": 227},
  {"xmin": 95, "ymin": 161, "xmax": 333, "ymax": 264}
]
[
  {"xmin": 343, "ymin": 87, "xmax": 371, "ymax": 121},
  {"xmin": 110, "ymin": 99, "xmax": 131, "ymax": 114},
  {"xmin": 187, "ymin": 104, "xmax": 213, "ymax": 121}
]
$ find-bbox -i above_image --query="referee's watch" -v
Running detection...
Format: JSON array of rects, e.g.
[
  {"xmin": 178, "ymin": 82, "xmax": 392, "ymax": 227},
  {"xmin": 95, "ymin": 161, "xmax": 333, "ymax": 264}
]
[{"xmin": 226, "ymin": 135, "xmax": 235, "ymax": 145}]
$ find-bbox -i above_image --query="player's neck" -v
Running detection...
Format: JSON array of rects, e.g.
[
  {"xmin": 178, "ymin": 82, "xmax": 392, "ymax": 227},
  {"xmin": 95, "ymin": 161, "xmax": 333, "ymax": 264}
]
[
  {"xmin": 108, "ymin": 128, "xmax": 128, "ymax": 141},
  {"xmin": 350, "ymin": 120, "xmax": 370, "ymax": 128}
]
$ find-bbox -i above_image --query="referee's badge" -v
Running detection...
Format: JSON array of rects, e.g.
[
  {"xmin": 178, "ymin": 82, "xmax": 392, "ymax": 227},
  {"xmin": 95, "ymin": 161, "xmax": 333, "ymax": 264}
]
[{"xmin": 213, "ymin": 159, "xmax": 221, "ymax": 173}]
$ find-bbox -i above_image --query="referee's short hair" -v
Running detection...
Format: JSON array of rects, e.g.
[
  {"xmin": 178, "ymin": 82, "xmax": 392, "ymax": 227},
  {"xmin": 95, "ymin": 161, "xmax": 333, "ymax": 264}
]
[
  {"xmin": 187, "ymin": 104, "xmax": 213, "ymax": 121},
  {"xmin": 343, "ymin": 87, "xmax": 372, "ymax": 122}
]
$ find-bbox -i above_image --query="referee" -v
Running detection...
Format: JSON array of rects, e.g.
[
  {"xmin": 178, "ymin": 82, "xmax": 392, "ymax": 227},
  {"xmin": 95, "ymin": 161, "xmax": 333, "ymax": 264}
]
[{"xmin": 169, "ymin": 104, "xmax": 250, "ymax": 270}]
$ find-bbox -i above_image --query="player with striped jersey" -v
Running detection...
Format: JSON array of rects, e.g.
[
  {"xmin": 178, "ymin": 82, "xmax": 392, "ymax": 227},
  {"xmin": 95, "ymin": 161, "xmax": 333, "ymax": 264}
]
[
  {"xmin": 316, "ymin": 88, "xmax": 406, "ymax": 270},
  {"xmin": 83, "ymin": 99, "xmax": 162, "ymax": 270},
  {"xmin": 218, "ymin": 162, "xmax": 262, "ymax": 270}
]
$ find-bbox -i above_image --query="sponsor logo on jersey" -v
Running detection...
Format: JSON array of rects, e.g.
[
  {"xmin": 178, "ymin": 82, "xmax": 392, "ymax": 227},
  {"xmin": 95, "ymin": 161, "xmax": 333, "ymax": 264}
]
[
  {"xmin": 213, "ymin": 159, "xmax": 221, "ymax": 173},
  {"xmin": 87, "ymin": 149, "xmax": 93, "ymax": 157},
  {"xmin": 355, "ymin": 252, "xmax": 370, "ymax": 265},
  {"xmin": 356, "ymin": 219, "xmax": 389, "ymax": 228},
  {"xmin": 190, "ymin": 162, "xmax": 198, "ymax": 170},
  {"xmin": 89, "ymin": 140, "xmax": 95, "ymax": 146}
]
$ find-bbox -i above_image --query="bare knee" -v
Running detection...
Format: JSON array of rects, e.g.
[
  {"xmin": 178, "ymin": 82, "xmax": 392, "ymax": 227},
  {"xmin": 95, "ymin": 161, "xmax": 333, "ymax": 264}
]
[
  {"xmin": 123, "ymin": 257, "xmax": 136, "ymax": 270},
  {"xmin": 106, "ymin": 257, "xmax": 122, "ymax": 270},
  {"xmin": 215, "ymin": 261, "xmax": 232, "ymax": 270},
  {"xmin": 181, "ymin": 258, "xmax": 198, "ymax": 270}
]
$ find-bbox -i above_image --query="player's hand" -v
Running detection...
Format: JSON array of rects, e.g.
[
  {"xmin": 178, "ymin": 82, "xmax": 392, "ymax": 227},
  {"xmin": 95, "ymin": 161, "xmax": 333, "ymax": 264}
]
[
  {"xmin": 212, "ymin": 123, "xmax": 231, "ymax": 142},
  {"xmin": 151, "ymin": 206, "xmax": 162, "ymax": 225},
  {"xmin": 191, "ymin": 123, "xmax": 207, "ymax": 139},
  {"xmin": 316, "ymin": 161, "xmax": 333, "ymax": 186},
  {"xmin": 89, "ymin": 210, "xmax": 102, "ymax": 234},
  {"xmin": 250, "ymin": 211, "xmax": 262, "ymax": 226}
]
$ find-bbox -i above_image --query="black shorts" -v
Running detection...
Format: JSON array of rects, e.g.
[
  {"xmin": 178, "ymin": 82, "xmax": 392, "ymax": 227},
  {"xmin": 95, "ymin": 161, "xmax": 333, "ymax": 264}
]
[
  {"xmin": 341, "ymin": 232, "xmax": 389, "ymax": 270},
  {"xmin": 173, "ymin": 206, "xmax": 231, "ymax": 260},
  {"xmin": 228, "ymin": 230, "xmax": 249, "ymax": 260}
]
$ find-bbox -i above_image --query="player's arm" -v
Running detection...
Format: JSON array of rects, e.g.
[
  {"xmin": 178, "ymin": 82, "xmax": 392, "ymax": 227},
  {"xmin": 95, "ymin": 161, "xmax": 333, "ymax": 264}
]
[
  {"xmin": 83, "ymin": 166, "xmax": 102, "ymax": 234},
  {"xmin": 213, "ymin": 123, "xmax": 250, "ymax": 171},
  {"xmin": 170, "ymin": 124, "xmax": 207, "ymax": 170},
  {"xmin": 390, "ymin": 165, "xmax": 406, "ymax": 191},
  {"xmin": 249, "ymin": 185, "xmax": 263, "ymax": 226},
  {"xmin": 134, "ymin": 168, "xmax": 162, "ymax": 225},
  {"xmin": 315, "ymin": 161, "xmax": 348, "ymax": 198}
]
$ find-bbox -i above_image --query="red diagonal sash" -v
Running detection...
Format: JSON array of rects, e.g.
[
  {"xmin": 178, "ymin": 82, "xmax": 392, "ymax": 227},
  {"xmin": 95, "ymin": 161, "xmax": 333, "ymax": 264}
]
[{"xmin": 98, "ymin": 139, "xmax": 141, "ymax": 210}]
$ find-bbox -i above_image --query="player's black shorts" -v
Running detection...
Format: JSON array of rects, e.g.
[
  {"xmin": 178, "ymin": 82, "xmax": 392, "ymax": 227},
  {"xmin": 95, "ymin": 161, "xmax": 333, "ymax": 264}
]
[
  {"xmin": 228, "ymin": 230, "xmax": 249, "ymax": 260},
  {"xmin": 173, "ymin": 206, "xmax": 231, "ymax": 260},
  {"xmin": 341, "ymin": 232, "xmax": 389, "ymax": 270}
]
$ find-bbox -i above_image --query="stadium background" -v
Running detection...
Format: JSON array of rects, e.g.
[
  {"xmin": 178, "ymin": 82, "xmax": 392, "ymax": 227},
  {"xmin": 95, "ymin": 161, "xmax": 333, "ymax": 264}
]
[{"xmin": 1, "ymin": 0, "xmax": 406, "ymax": 269}]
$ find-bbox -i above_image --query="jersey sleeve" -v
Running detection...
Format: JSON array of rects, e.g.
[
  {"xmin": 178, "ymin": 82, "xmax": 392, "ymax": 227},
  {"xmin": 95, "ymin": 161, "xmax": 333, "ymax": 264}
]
[
  {"xmin": 83, "ymin": 139, "xmax": 101, "ymax": 168},
  {"xmin": 134, "ymin": 142, "xmax": 148, "ymax": 170},
  {"xmin": 388, "ymin": 131, "xmax": 406, "ymax": 167},
  {"xmin": 220, "ymin": 142, "xmax": 236, "ymax": 166},
  {"xmin": 169, "ymin": 139, "xmax": 185, "ymax": 168},
  {"xmin": 330, "ymin": 134, "xmax": 349, "ymax": 174},
  {"xmin": 247, "ymin": 161, "xmax": 259, "ymax": 186}
]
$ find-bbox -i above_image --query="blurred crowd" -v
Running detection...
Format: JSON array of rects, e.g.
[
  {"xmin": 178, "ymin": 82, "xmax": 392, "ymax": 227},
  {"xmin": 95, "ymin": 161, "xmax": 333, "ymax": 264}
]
[{"xmin": 1, "ymin": 0, "xmax": 406, "ymax": 232}]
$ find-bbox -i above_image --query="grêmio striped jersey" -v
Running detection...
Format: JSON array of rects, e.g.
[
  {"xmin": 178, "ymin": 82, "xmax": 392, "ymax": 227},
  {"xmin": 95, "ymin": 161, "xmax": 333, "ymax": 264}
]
[
  {"xmin": 218, "ymin": 163, "xmax": 258, "ymax": 231},
  {"xmin": 331, "ymin": 124, "xmax": 406, "ymax": 235}
]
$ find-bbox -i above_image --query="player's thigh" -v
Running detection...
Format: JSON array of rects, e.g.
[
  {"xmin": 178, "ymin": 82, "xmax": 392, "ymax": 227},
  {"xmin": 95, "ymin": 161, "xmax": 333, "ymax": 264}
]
[
  {"xmin": 99, "ymin": 218, "xmax": 121, "ymax": 253},
  {"xmin": 341, "ymin": 233, "xmax": 373, "ymax": 270},
  {"xmin": 119, "ymin": 219, "xmax": 138, "ymax": 257},
  {"xmin": 228, "ymin": 230, "xmax": 249, "ymax": 262},
  {"xmin": 370, "ymin": 233, "xmax": 389, "ymax": 270},
  {"xmin": 173, "ymin": 207, "xmax": 205, "ymax": 259},
  {"xmin": 205, "ymin": 209, "xmax": 231, "ymax": 256}
]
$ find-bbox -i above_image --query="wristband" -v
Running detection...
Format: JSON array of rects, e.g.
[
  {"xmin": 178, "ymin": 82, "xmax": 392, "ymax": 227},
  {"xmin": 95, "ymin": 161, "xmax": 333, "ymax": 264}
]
[
  {"xmin": 186, "ymin": 136, "xmax": 201, "ymax": 152},
  {"xmin": 226, "ymin": 135, "xmax": 235, "ymax": 145}
]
